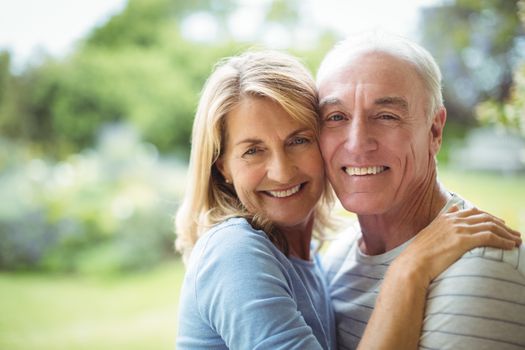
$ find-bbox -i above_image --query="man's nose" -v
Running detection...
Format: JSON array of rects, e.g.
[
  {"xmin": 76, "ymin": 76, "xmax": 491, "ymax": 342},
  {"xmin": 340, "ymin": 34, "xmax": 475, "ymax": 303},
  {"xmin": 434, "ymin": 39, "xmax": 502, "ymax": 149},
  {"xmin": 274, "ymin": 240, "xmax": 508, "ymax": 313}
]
[
  {"xmin": 267, "ymin": 151, "xmax": 296, "ymax": 183},
  {"xmin": 345, "ymin": 118, "xmax": 377, "ymax": 153}
]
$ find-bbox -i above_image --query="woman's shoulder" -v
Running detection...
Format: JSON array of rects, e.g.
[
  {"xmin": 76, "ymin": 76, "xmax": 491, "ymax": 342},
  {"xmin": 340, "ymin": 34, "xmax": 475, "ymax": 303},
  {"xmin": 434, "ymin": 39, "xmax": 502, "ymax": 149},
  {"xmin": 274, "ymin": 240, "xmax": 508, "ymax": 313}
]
[
  {"xmin": 189, "ymin": 217, "xmax": 278, "ymax": 266},
  {"xmin": 207, "ymin": 217, "xmax": 260, "ymax": 236},
  {"xmin": 201, "ymin": 217, "xmax": 269, "ymax": 247},
  {"xmin": 186, "ymin": 217, "xmax": 292, "ymax": 289}
]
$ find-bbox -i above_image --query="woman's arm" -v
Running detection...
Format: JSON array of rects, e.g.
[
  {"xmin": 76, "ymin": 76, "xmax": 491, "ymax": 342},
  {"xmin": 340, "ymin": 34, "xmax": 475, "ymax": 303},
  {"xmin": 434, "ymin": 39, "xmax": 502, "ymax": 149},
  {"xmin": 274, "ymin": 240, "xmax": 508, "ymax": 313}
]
[
  {"xmin": 358, "ymin": 206, "xmax": 522, "ymax": 350},
  {"xmin": 177, "ymin": 223, "xmax": 325, "ymax": 350}
]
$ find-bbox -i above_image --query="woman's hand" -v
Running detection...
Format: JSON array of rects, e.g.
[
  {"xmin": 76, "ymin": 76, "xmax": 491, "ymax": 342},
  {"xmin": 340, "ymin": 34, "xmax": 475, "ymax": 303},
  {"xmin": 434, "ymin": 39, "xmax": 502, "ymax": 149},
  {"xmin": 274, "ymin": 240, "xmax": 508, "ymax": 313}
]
[
  {"xmin": 358, "ymin": 206, "xmax": 521, "ymax": 350},
  {"xmin": 393, "ymin": 205, "xmax": 522, "ymax": 289}
]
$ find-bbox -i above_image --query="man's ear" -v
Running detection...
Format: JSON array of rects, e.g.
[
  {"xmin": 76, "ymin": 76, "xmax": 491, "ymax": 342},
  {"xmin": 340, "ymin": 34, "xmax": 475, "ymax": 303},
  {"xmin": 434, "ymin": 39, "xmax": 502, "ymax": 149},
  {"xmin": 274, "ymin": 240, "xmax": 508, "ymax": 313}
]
[{"xmin": 429, "ymin": 107, "xmax": 447, "ymax": 157}]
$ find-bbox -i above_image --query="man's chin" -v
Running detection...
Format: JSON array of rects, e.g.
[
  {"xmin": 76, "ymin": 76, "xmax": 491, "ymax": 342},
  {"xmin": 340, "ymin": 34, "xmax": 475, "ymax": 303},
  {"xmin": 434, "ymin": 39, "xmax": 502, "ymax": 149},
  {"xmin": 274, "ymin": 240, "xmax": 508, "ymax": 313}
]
[{"xmin": 340, "ymin": 195, "xmax": 388, "ymax": 216}]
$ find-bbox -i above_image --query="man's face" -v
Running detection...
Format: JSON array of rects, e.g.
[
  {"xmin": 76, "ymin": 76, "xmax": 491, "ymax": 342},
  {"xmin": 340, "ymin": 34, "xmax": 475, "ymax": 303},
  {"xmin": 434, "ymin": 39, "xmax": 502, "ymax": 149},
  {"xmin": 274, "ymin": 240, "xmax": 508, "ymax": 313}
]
[{"xmin": 318, "ymin": 52, "xmax": 444, "ymax": 215}]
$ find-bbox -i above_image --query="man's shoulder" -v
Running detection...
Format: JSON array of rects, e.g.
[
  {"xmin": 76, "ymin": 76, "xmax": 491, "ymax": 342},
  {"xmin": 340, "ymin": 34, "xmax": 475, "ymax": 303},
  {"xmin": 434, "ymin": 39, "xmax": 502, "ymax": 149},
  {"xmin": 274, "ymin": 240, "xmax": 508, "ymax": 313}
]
[
  {"xmin": 463, "ymin": 245, "xmax": 525, "ymax": 272},
  {"xmin": 429, "ymin": 244, "xmax": 525, "ymax": 305},
  {"xmin": 436, "ymin": 245, "xmax": 525, "ymax": 281},
  {"xmin": 439, "ymin": 191, "xmax": 525, "ymax": 277},
  {"xmin": 422, "ymin": 245, "xmax": 525, "ymax": 348}
]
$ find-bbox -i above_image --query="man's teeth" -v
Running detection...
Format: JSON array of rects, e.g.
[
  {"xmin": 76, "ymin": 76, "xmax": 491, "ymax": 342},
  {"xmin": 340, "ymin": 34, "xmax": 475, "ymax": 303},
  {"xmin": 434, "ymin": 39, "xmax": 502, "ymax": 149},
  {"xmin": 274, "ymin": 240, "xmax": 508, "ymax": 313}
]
[
  {"xmin": 268, "ymin": 184, "xmax": 301, "ymax": 198},
  {"xmin": 345, "ymin": 166, "xmax": 386, "ymax": 176}
]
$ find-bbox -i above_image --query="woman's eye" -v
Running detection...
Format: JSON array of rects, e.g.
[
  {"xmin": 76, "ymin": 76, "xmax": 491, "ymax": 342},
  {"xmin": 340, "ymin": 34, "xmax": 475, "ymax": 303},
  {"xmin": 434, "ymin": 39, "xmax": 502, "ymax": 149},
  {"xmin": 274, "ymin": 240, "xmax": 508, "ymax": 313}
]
[
  {"xmin": 243, "ymin": 147, "xmax": 258, "ymax": 156},
  {"xmin": 290, "ymin": 137, "xmax": 309, "ymax": 145},
  {"xmin": 242, "ymin": 147, "xmax": 259, "ymax": 157}
]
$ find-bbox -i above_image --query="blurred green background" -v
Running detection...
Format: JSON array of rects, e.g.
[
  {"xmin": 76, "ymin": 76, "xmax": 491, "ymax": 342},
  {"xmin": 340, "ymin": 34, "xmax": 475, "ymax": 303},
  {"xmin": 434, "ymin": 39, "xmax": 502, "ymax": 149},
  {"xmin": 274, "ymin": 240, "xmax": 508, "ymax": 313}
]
[{"xmin": 0, "ymin": 0, "xmax": 524, "ymax": 349}]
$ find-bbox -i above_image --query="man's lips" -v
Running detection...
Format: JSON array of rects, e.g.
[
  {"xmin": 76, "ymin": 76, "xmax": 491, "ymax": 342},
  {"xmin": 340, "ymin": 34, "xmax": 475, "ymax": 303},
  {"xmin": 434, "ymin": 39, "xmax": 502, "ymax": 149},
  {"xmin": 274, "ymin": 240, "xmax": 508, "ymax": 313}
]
[{"xmin": 343, "ymin": 166, "xmax": 388, "ymax": 176}]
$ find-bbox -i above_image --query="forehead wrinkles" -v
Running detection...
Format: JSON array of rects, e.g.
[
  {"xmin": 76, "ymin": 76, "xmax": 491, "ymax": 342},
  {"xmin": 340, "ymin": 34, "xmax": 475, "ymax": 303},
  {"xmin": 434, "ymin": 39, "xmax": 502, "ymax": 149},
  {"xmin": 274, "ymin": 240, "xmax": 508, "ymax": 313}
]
[
  {"xmin": 326, "ymin": 63, "xmax": 429, "ymax": 121},
  {"xmin": 320, "ymin": 81, "xmax": 404, "ymax": 112}
]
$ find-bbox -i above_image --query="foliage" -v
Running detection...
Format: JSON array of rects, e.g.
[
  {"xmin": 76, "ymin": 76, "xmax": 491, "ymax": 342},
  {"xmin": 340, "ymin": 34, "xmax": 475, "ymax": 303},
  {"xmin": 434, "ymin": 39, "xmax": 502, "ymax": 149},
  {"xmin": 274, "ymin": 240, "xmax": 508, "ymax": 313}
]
[
  {"xmin": 0, "ymin": 0, "xmax": 241, "ymax": 158},
  {"xmin": 85, "ymin": 0, "xmax": 236, "ymax": 49},
  {"xmin": 0, "ymin": 124, "xmax": 186, "ymax": 274},
  {"xmin": 476, "ymin": 0, "xmax": 525, "ymax": 136},
  {"xmin": 419, "ymin": 0, "xmax": 525, "ymax": 123},
  {"xmin": 1, "ymin": 32, "xmax": 236, "ymax": 159},
  {"xmin": 0, "ymin": 0, "xmax": 338, "ymax": 158},
  {"xmin": 0, "ymin": 0, "xmax": 339, "ymax": 275}
]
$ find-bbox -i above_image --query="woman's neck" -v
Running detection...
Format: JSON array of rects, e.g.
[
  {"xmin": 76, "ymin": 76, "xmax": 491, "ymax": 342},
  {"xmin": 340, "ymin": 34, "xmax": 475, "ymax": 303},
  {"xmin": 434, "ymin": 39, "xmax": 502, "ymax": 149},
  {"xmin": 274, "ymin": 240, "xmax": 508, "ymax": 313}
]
[{"xmin": 278, "ymin": 216, "xmax": 314, "ymax": 261}]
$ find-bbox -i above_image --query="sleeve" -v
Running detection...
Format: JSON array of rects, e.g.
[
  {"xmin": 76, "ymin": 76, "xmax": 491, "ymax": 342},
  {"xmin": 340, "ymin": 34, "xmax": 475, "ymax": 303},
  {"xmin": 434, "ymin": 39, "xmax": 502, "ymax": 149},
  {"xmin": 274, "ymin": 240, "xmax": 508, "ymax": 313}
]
[
  {"xmin": 420, "ymin": 245, "xmax": 525, "ymax": 349},
  {"xmin": 193, "ymin": 227, "xmax": 324, "ymax": 350}
]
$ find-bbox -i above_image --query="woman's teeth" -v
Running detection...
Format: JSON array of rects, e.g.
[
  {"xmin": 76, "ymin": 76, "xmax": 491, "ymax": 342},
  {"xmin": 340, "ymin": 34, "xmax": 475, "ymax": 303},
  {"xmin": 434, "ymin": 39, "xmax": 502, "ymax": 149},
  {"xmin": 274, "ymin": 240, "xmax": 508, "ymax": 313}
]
[
  {"xmin": 345, "ymin": 166, "xmax": 386, "ymax": 176},
  {"xmin": 267, "ymin": 184, "xmax": 301, "ymax": 198}
]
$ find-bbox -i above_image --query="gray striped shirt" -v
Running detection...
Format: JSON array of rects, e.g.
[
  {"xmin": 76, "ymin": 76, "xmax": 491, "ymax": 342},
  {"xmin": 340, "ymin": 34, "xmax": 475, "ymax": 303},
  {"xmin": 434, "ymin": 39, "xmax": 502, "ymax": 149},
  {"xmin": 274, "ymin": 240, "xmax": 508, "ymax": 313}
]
[{"xmin": 322, "ymin": 194, "xmax": 525, "ymax": 349}]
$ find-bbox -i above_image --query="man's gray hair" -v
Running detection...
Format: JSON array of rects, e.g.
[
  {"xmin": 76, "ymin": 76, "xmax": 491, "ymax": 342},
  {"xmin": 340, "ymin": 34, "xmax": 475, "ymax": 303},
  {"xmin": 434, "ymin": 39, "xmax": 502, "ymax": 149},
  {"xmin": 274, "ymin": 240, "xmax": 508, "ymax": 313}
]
[{"xmin": 316, "ymin": 30, "xmax": 444, "ymax": 118}]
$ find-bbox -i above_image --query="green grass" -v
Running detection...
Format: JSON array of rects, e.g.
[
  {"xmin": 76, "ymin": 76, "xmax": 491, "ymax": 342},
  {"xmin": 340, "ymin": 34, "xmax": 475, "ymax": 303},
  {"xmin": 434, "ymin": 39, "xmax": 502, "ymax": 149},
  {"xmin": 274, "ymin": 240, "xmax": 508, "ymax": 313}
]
[
  {"xmin": 0, "ymin": 259, "xmax": 185, "ymax": 350},
  {"xmin": 438, "ymin": 167, "xmax": 525, "ymax": 233}
]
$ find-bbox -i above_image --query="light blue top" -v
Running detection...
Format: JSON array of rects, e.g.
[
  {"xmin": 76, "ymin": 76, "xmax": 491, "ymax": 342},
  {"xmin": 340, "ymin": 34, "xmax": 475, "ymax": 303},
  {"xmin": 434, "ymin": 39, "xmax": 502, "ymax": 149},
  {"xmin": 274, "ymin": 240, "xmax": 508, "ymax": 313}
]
[{"xmin": 176, "ymin": 217, "xmax": 336, "ymax": 350}]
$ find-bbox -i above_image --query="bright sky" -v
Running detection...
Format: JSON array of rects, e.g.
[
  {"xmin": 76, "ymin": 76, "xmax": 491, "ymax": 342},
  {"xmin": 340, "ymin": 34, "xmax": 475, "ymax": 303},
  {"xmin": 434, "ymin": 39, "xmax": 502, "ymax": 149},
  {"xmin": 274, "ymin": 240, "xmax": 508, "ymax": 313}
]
[
  {"xmin": 0, "ymin": 0, "xmax": 439, "ymax": 69},
  {"xmin": 0, "ymin": 0, "xmax": 127, "ymax": 68}
]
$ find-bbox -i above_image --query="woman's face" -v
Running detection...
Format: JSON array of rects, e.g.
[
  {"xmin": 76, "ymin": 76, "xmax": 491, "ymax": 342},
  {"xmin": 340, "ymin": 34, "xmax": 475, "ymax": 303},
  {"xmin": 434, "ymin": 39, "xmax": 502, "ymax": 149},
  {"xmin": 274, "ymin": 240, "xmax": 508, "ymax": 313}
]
[{"xmin": 217, "ymin": 96, "xmax": 325, "ymax": 232}]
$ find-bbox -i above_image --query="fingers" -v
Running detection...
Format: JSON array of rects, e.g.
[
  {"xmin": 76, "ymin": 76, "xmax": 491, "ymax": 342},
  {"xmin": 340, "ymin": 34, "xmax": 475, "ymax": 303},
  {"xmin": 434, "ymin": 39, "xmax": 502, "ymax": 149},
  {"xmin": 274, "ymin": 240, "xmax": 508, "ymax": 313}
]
[
  {"xmin": 443, "ymin": 207, "xmax": 521, "ymax": 240},
  {"xmin": 448, "ymin": 206, "xmax": 506, "ymax": 225},
  {"xmin": 455, "ymin": 214, "xmax": 521, "ymax": 239},
  {"xmin": 399, "ymin": 206, "xmax": 522, "ymax": 286},
  {"xmin": 469, "ymin": 222, "xmax": 522, "ymax": 246},
  {"xmin": 464, "ymin": 230, "xmax": 520, "ymax": 250}
]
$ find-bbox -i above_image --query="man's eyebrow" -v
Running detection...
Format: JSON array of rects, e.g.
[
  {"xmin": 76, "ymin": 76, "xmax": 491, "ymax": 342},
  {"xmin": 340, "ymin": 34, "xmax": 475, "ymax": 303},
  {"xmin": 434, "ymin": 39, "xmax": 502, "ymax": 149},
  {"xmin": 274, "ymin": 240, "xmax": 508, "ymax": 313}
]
[
  {"xmin": 374, "ymin": 96, "xmax": 408, "ymax": 111},
  {"xmin": 319, "ymin": 97, "xmax": 342, "ymax": 110}
]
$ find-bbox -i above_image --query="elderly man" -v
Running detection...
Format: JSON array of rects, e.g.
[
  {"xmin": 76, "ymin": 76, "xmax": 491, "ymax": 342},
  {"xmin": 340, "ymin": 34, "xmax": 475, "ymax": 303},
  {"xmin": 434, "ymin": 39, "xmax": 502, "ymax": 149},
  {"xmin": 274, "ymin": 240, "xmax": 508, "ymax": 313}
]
[{"xmin": 318, "ymin": 32, "xmax": 525, "ymax": 349}]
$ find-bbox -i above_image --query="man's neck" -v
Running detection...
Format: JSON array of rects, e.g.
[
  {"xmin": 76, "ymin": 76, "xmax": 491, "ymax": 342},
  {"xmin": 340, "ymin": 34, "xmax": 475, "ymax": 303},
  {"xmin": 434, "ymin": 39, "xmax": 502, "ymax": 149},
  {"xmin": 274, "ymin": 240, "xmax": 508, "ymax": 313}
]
[{"xmin": 357, "ymin": 180, "xmax": 449, "ymax": 256}]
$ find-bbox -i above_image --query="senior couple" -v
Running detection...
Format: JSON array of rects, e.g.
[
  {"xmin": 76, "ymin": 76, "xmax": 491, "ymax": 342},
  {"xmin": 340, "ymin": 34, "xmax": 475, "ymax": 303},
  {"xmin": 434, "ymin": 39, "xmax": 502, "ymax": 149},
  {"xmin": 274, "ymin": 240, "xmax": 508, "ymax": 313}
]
[{"xmin": 176, "ymin": 31, "xmax": 525, "ymax": 349}]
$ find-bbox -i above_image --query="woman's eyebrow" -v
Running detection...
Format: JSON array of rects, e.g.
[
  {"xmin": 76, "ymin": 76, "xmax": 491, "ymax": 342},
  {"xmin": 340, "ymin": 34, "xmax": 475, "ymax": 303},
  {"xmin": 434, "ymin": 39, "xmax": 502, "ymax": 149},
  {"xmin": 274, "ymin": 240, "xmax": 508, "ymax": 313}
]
[
  {"xmin": 235, "ymin": 127, "xmax": 312, "ymax": 146},
  {"xmin": 235, "ymin": 138, "xmax": 262, "ymax": 146}
]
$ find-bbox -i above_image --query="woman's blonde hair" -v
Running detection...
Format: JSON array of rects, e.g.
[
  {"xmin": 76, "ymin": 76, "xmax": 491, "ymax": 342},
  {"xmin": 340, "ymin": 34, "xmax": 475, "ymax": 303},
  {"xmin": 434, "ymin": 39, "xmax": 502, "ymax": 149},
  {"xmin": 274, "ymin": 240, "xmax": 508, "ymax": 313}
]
[{"xmin": 175, "ymin": 50, "xmax": 336, "ymax": 263}]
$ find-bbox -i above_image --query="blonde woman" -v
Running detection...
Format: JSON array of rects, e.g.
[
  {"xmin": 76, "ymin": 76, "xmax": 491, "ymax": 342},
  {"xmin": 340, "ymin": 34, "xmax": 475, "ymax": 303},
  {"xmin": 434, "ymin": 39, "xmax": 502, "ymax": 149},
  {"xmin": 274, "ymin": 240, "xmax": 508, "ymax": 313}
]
[{"xmin": 175, "ymin": 50, "xmax": 521, "ymax": 349}]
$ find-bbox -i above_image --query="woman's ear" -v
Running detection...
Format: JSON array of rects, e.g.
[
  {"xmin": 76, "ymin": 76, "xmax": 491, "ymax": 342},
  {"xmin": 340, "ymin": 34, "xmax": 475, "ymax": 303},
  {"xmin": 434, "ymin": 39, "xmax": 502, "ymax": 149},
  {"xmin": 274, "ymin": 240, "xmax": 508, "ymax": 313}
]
[{"xmin": 215, "ymin": 156, "xmax": 231, "ymax": 183}]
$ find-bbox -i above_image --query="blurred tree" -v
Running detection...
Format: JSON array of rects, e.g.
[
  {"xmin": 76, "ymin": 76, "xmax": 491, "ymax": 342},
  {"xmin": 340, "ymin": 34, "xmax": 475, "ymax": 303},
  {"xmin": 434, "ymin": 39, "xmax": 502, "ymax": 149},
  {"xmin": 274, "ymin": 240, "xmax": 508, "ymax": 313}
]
[
  {"xmin": 0, "ymin": 0, "xmax": 341, "ymax": 273},
  {"xmin": 85, "ymin": 0, "xmax": 235, "ymax": 49},
  {"xmin": 266, "ymin": 0, "xmax": 301, "ymax": 25},
  {"xmin": 418, "ymin": 0, "xmax": 525, "ymax": 123},
  {"xmin": 0, "ymin": 0, "xmax": 240, "ymax": 158},
  {"xmin": 476, "ymin": 0, "xmax": 525, "ymax": 136},
  {"xmin": 0, "ymin": 0, "xmax": 336, "ymax": 158}
]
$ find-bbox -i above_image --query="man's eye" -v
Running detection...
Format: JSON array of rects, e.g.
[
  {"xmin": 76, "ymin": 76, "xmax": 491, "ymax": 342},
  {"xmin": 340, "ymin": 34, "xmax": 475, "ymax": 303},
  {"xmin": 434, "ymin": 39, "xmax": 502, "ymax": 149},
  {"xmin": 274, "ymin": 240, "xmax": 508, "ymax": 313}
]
[
  {"xmin": 326, "ymin": 114, "xmax": 345, "ymax": 122},
  {"xmin": 378, "ymin": 114, "xmax": 398, "ymax": 120}
]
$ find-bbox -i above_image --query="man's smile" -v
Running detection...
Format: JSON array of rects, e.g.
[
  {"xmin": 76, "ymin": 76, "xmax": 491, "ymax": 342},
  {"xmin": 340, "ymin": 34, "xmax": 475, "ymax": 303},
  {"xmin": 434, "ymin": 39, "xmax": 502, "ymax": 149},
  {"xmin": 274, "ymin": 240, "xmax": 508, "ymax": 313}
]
[{"xmin": 343, "ymin": 166, "xmax": 388, "ymax": 176}]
